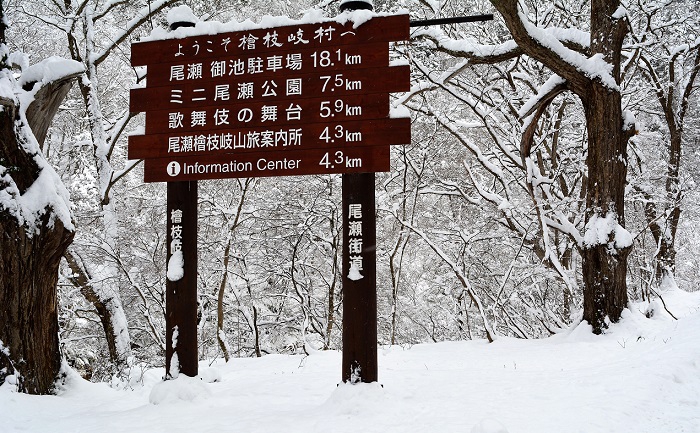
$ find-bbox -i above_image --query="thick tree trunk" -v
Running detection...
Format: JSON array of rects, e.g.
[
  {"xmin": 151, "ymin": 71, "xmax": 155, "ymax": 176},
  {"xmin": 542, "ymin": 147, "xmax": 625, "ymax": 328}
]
[
  {"xmin": 489, "ymin": 0, "xmax": 633, "ymax": 333},
  {"xmin": 0, "ymin": 34, "xmax": 81, "ymax": 390},
  {"xmin": 0, "ymin": 209, "xmax": 74, "ymax": 394},
  {"xmin": 655, "ymin": 236, "xmax": 677, "ymax": 285},
  {"xmin": 580, "ymin": 1, "xmax": 631, "ymax": 333},
  {"xmin": 0, "ymin": 104, "xmax": 75, "ymax": 394}
]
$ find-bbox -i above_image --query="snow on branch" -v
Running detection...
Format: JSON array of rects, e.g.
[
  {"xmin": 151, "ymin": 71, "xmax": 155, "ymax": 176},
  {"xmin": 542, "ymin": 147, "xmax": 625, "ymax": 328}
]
[
  {"xmin": 411, "ymin": 26, "xmax": 522, "ymax": 64},
  {"xmin": 518, "ymin": 74, "xmax": 567, "ymax": 120},
  {"xmin": 519, "ymin": 75, "xmax": 568, "ymax": 172},
  {"xmin": 90, "ymin": 0, "xmax": 177, "ymax": 66},
  {"xmin": 491, "ymin": 0, "xmax": 617, "ymax": 92},
  {"xmin": 411, "ymin": 21, "xmax": 590, "ymax": 65},
  {"xmin": 522, "ymin": 160, "xmax": 577, "ymax": 294},
  {"xmin": 582, "ymin": 211, "xmax": 633, "ymax": 252},
  {"xmin": 0, "ymin": 54, "xmax": 83, "ymax": 234},
  {"xmin": 93, "ymin": 0, "xmax": 131, "ymax": 22}
]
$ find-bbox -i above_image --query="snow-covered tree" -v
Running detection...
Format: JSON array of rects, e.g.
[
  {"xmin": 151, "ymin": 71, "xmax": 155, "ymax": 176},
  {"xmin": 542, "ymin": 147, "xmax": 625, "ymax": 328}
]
[
  {"xmin": 0, "ymin": 1, "xmax": 83, "ymax": 393},
  {"xmin": 626, "ymin": 0, "xmax": 700, "ymax": 290},
  {"xmin": 408, "ymin": 0, "xmax": 636, "ymax": 334}
]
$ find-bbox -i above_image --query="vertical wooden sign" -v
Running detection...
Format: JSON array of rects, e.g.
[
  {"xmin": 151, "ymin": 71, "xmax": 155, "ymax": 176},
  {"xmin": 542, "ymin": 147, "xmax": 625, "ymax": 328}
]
[
  {"xmin": 165, "ymin": 181, "xmax": 198, "ymax": 378},
  {"xmin": 340, "ymin": 0, "xmax": 378, "ymax": 384},
  {"xmin": 165, "ymin": 20, "xmax": 199, "ymax": 379},
  {"xmin": 342, "ymin": 173, "xmax": 378, "ymax": 383}
]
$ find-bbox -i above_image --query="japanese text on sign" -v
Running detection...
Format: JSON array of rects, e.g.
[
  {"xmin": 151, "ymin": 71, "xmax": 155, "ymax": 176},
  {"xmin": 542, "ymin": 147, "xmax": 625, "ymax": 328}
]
[
  {"xmin": 130, "ymin": 14, "xmax": 411, "ymax": 182},
  {"xmin": 347, "ymin": 202, "xmax": 364, "ymax": 280}
]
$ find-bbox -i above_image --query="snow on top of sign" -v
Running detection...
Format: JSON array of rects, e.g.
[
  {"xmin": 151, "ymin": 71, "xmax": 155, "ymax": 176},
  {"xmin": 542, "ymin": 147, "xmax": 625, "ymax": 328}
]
[
  {"xmin": 167, "ymin": 5, "xmax": 199, "ymax": 27},
  {"xmin": 339, "ymin": 0, "xmax": 374, "ymax": 6},
  {"xmin": 142, "ymin": 8, "xmax": 407, "ymax": 42}
]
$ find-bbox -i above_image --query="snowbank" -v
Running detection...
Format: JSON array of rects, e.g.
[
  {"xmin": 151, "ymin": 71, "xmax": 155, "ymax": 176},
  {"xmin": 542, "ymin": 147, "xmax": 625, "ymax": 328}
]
[{"xmin": 1, "ymin": 290, "xmax": 699, "ymax": 432}]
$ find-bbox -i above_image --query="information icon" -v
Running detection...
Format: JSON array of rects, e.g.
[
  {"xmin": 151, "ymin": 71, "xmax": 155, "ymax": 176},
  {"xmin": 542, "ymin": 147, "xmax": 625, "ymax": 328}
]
[{"xmin": 167, "ymin": 161, "xmax": 181, "ymax": 177}]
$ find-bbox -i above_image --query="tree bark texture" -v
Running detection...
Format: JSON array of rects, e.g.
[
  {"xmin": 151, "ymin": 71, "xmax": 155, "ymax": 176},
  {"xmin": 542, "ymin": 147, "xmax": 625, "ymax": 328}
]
[
  {"xmin": 0, "ymin": 105, "xmax": 75, "ymax": 394},
  {"xmin": 579, "ymin": 84, "xmax": 632, "ymax": 331},
  {"xmin": 0, "ymin": 206, "xmax": 73, "ymax": 394},
  {"xmin": 579, "ymin": 1, "xmax": 631, "ymax": 332}
]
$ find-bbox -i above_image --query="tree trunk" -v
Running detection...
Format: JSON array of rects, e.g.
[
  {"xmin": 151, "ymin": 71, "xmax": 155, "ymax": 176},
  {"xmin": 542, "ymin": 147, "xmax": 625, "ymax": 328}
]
[
  {"xmin": 652, "ymin": 110, "xmax": 682, "ymax": 287},
  {"xmin": 0, "ymin": 98, "xmax": 75, "ymax": 394},
  {"xmin": 487, "ymin": 0, "xmax": 633, "ymax": 333},
  {"xmin": 63, "ymin": 249, "xmax": 131, "ymax": 369},
  {"xmin": 0, "ymin": 208, "xmax": 73, "ymax": 394},
  {"xmin": 60, "ymin": 9, "xmax": 134, "ymax": 372},
  {"xmin": 217, "ymin": 241, "xmax": 232, "ymax": 362},
  {"xmin": 580, "ymin": 1, "xmax": 631, "ymax": 333}
]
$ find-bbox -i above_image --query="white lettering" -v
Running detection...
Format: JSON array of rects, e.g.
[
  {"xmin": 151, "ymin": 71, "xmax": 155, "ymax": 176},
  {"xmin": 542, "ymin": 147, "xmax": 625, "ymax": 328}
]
[{"xmin": 256, "ymin": 158, "xmax": 301, "ymax": 171}]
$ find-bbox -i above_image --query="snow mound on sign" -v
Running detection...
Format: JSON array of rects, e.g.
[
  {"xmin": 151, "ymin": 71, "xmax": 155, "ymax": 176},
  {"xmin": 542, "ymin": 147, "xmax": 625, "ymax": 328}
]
[
  {"xmin": 166, "ymin": 250, "xmax": 184, "ymax": 281},
  {"xmin": 167, "ymin": 5, "xmax": 199, "ymax": 26},
  {"xmin": 149, "ymin": 375, "xmax": 212, "ymax": 404}
]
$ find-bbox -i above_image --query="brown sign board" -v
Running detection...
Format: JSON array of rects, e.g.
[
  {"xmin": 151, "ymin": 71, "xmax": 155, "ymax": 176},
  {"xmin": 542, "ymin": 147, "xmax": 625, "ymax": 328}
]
[
  {"xmin": 141, "ymin": 42, "xmax": 391, "ymax": 89},
  {"xmin": 129, "ymin": 117, "xmax": 410, "ymax": 159},
  {"xmin": 131, "ymin": 14, "xmax": 409, "ymax": 67},
  {"xmin": 143, "ymin": 145, "xmax": 391, "ymax": 182},
  {"xmin": 130, "ymin": 14, "xmax": 411, "ymax": 181},
  {"xmin": 130, "ymin": 65, "xmax": 409, "ymax": 114},
  {"xmin": 136, "ymin": 93, "xmax": 393, "ymax": 135}
]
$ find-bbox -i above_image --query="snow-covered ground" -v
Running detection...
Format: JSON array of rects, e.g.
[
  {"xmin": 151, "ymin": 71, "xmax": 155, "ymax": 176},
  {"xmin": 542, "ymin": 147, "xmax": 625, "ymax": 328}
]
[{"xmin": 2, "ymin": 290, "xmax": 699, "ymax": 433}]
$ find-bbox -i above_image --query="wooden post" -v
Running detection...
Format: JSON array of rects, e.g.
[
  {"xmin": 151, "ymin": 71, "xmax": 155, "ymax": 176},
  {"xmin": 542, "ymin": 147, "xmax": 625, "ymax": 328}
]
[
  {"xmin": 340, "ymin": 0, "xmax": 378, "ymax": 384},
  {"xmin": 342, "ymin": 173, "xmax": 378, "ymax": 383},
  {"xmin": 165, "ymin": 180, "xmax": 198, "ymax": 378},
  {"xmin": 165, "ymin": 19, "xmax": 198, "ymax": 379}
]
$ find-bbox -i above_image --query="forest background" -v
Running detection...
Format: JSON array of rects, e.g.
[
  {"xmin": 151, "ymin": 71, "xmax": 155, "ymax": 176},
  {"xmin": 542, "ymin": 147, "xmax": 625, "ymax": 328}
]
[{"xmin": 1, "ymin": 0, "xmax": 699, "ymax": 385}]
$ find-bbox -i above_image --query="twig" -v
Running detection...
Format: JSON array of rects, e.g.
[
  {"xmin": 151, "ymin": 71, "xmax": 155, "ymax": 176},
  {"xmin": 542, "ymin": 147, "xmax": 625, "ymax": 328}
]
[{"xmin": 648, "ymin": 287, "xmax": 678, "ymax": 320}]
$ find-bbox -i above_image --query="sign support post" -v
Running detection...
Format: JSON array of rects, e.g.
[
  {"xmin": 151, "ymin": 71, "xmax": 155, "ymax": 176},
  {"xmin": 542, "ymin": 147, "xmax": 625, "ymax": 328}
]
[
  {"xmin": 342, "ymin": 172, "xmax": 378, "ymax": 383},
  {"xmin": 340, "ymin": 0, "xmax": 378, "ymax": 384},
  {"xmin": 165, "ymin": 19, "xmax": 198, "ymax": 379},
  {"xmin": 166, "ymin": 180, "xmax": 198, "ymax": 378}
]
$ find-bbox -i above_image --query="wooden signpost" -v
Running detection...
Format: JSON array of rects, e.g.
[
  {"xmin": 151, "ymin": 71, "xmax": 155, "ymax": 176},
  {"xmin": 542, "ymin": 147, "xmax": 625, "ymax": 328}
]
[
  {"xmin": 130, "ymin": 9, "xmax": 410, "ymax": 382},
  {"xmin": 339, "ymin": 0, "xmax": 378, "ymax": 385}
]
